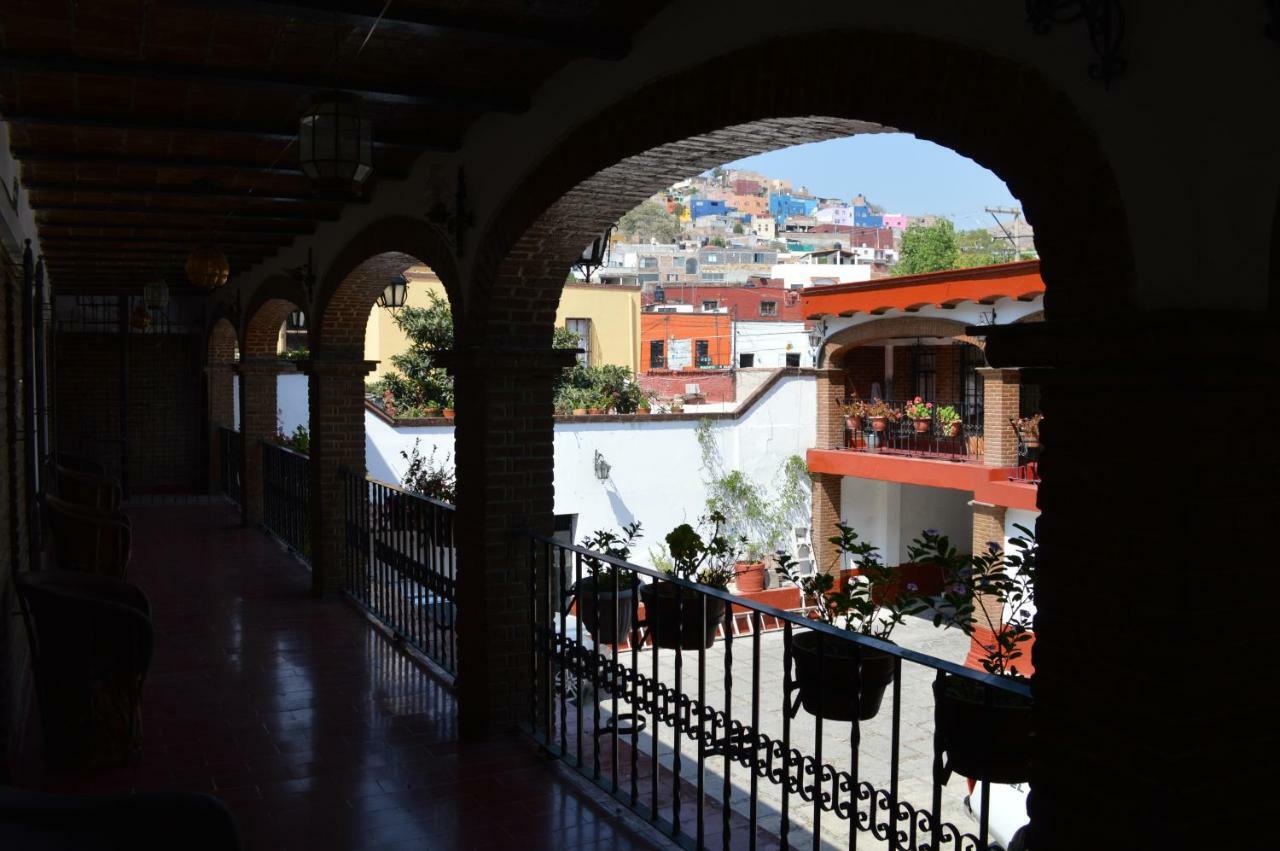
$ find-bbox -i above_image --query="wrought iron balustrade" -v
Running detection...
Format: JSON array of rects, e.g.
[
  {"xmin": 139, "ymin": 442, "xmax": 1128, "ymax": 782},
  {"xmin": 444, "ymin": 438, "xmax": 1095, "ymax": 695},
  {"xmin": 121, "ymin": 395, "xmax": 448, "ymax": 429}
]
[
  {"xmin": 215, "ymin": 426, "xmax": 242, "ymax": 505},
  {"xmin": 340, "ymin": 470, "xmax": 457, "ymax": 676},
  {"xmin": 839, "ymin": 398, "xmax": 983, "ymax": 461},
  {"xmin": 261, "ymin": 441, "xmax": 310, "ymax": 559},
  {"xmin": 526, "ymin": 535, "xmax": 1031, "ymax": 851}
]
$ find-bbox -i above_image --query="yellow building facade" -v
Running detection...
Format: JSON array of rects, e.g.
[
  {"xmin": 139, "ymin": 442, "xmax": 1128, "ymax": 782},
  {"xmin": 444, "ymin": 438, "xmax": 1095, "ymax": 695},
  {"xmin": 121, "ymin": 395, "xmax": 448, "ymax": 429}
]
[{"xmin": 362, "ymin": 271, "xmax": 640, "ymax": 377}]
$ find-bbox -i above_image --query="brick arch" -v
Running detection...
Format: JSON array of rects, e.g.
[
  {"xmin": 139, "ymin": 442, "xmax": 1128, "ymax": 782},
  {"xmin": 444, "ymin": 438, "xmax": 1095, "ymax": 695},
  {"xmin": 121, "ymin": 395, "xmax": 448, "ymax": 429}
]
[
  {"xmin": 313, "ymin": 216, "xmax": 460, "ymax": 357},
  {"xmin": 207, "ymin": 317, "xmax": 239, "ymax": 365},
  {"xmin": 821, "ymin": 316, "xmax": 982, "ymax": 368},
  {"xmin": 1016, "ymin": 309, "xmax": 1046, "ymax": 323},
  {"xmin": 469, "ymin": 29, "xmax": 1133, "ymax": 345},
  {"xmin": 244, "ymin": 298, "xmax": 301, "ymax": 359}
]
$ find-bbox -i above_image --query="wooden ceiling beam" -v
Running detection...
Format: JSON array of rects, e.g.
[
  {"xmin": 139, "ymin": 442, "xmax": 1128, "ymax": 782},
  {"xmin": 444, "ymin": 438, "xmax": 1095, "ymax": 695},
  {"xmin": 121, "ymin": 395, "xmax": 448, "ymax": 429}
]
[
  {"xmin": 175, "ymin": 0, "xmax": 630, "ymax": 60},
  {"xmin": 1, "ymin": 111, "xmax": 453, "ymax": 150},
  {"xmin": 34, "ymin": 219, "xmax": 314, "ymax": 234},
  {"xmin": 32, "ymin": 203, "xmax": 331, "ymax": 221},
  {"xmin": 0, "ymin": 53, "xmax": 529, "ymax": 113},
  {"xmin": 40, "ymin": 234, "xmax": 291, "ymax": 247},
  {"xmin": 26, "ymin": 181, "xmax": 356, "ymax": 206},
  {"xmin": 13, "ymin": 150, "xmax": 307, "ymax": 176}
]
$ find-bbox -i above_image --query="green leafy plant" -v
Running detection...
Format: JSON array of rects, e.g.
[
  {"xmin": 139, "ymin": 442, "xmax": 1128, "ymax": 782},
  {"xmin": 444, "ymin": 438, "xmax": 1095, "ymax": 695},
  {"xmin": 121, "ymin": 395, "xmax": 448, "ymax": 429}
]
[
  {"xmin": 775, "ymin": 522, "xmax": 929, "ymax": 641},
  {"xmin": 399, "ymin": 439, "xmax": 456, "ymax": 503},
  {"xmin": 910, "ymin": 525, "xmax": 1038, "ymax": 677},
  {"xmin": 663, "ymin": 512, "xmax": 736, "ymax": 590},
  {"xmin": 368, "ymin": 291, "xmax": 456, "ymax": 413},
  {"xmin": 579, "ymin": 522, "xmax": 643, "ymax": 589},
  {"xmin": 935, "ymin": 405, "xmax": 961, "ymax": 429},
  {"xmin": 904, "ymin": 396, "xmax": 933, "ymax": 420},
  {"xmin": 279, "ymin": 347, "xmax": 310, "ymax": 362}
]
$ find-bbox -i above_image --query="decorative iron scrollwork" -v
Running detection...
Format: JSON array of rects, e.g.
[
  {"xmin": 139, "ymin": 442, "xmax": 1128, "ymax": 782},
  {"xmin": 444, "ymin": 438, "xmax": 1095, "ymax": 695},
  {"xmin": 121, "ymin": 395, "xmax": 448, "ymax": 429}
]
[
  {"xmin": 425, "ymin": 166, "xmax": 475, "ymax": 258},
  {"xmin": 1026, "ymin": 0, "xmax": 1126, "ymax": 86}
]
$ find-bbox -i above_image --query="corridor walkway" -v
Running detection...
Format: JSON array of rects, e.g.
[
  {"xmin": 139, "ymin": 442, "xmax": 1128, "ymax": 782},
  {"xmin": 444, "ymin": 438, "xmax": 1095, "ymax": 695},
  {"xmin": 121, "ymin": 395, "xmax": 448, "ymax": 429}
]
[{"xmin": 42, "ymin": 501, "xmax": 662, "ymax": 851}]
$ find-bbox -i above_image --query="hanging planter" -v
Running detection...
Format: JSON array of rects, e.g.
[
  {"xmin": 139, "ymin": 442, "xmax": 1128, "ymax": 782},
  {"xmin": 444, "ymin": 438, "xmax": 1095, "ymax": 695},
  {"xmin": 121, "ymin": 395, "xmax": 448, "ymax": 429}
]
[
  {"xmin": 933, "ymin": 674, "xmax": 1033, "ymax": 784},
  {"xmin": 639, "ymin": 584, "xmax": 724, "ymax": 650},
  {"xmin": 186, "ymin": 245, "xmax": 229, "ymax": 290},
  {"xmin": 788, "ymin": 631, "xmax": 896, "ymax": 721},
  {"xmin": 573, "ymin": 581, "xmax": 637, "ymax": 646}
]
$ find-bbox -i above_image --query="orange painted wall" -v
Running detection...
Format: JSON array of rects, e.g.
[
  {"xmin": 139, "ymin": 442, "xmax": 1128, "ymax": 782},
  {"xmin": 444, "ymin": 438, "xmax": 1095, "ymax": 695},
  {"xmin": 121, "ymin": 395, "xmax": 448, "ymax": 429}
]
[{"xmin": 641, "ymin": 313, "xmax": 734, "ymax": 370}]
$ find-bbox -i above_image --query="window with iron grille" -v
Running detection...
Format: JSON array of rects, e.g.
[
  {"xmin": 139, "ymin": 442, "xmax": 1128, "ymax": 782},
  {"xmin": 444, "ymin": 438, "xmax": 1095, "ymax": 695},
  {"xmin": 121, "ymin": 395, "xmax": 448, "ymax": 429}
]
[
  {"xmin": 566, "ymin": 318, "xmax": 591, "ymax": 365},
  {"xmin": 695, "ymin": 340, "xmax": 710, "ymax": 367},
  {"xmin": 649, "ymin": 340, "xmax": 665, "ymax": 369},
  {"xmin": 702, "ymin": 300, "xmax": 718, "ymax": 311},
  {"xmin": 958, "ymin": 342, "xmax": 987, "ymax": 427},
  {"xmin": 786, "ymin": 352, "xmax": 801, "ymax": 367},
  {"xmin": 760, "ymin": 301, "xmax": 777, "ymax": 317},
  {"xmin": 911, "ymin": 344, "xmax": 937, "ymax": 401}
]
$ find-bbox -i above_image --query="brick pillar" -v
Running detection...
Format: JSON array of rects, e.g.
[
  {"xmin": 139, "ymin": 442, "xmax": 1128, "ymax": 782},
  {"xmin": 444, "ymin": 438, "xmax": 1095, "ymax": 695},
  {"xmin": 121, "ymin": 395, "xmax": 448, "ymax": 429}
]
[
  {"xmin": 810, "ymin": 472, "xmax": 843, "ymax": 577},
  {"xmin": 237, "ymin": 358, "xmax": 290, "ymax": 525},
  {"xmin": 978, "ymin": 367, "xmax": 1020, "ymax": 467},
  {"xmin": 304, "ymin": 356, "xmax": 376, "ymax": 596},
  {"xmin": 438, "ymin": 345, "xmax": 576, "ymax": 740},
  {"xmin": 985, "ymin": 313, "xmax": 1277, "ymax": 850},
  {"xmin": 815, "ymin": 368, "xmax": 845, "ymax": 450},
  {"xmin": 207, "ymin": 363, "xmax": 236, "ymax": 494},
  {"xmin": 970, "ymin": 502, "xmax": 1006, "ymax": 630}
]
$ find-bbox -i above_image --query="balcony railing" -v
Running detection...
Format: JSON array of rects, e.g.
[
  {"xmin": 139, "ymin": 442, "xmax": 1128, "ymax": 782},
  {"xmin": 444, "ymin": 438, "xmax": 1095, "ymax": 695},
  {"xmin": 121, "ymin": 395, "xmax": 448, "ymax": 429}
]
[
  {"xmin": 340, "ymin": 470, "xmax": 457, "ymax": 676},
  {"xmin": 215, "ymin": 426, "xmax": 242, "ymax": 504},
  {"xmin": 841, "ymin": 398, "xmax": 983, "ymax": 461},
  {"xmin": 526, "ymin": 535, "xmax": 1030, "ymax": 851},
  {"xmin": 262, "ymin": 441, "xmax": 310, "ymax": 559}
]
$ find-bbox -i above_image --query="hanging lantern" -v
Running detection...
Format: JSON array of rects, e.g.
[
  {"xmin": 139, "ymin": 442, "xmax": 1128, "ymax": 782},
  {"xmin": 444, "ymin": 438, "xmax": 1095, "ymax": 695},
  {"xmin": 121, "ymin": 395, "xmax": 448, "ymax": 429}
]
[
  {"xmin": 143, "ymin": 279, "xmax": 170, "ymax": 311},
  {"xmin": 299, "ymin": 92, "xmax": 373, "ymax": 196},
  {"xmin": 186, "ymin": 245, "xmax": 230, "ymax": 289},
  {"xmin": 377, "ymin": 273, "xmax": 409, "ymax": 309}
]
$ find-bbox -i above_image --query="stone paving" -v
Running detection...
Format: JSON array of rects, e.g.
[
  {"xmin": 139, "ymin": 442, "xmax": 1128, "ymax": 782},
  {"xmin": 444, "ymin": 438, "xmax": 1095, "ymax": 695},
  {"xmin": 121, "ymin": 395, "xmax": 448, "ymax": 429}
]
[{"xmin": 563, "ymin": 613, "xmax": 1004, "ymax": 850}]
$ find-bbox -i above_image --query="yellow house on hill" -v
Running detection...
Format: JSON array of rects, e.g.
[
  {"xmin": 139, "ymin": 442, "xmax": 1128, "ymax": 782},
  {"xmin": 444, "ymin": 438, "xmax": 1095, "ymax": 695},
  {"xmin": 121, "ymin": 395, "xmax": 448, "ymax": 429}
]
[{"xmin": 362, "ymin": 269, "xmax": 640, "ymax": 377}]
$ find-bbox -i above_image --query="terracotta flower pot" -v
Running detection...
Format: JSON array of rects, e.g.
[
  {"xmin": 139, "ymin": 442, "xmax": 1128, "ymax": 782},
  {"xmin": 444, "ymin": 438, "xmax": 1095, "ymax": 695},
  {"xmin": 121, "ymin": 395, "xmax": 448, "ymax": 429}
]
[
  {"xmin": 573, "ymin": 408, "xmax": 587, "ymax": 416},
  {"xmin": 870, "ymin": 416, "xmax": 888, "ymax": 432},
  {"xmin": 442, "ymin": 409, "xmax": 455, "ymax": 419},
  {"xmin": 422, "ymin": 407, "xmax": 441, "ymax": 418},
  {"xmin": 845, "ymin": 415, "xmax": 863, "ymax": 432},
  {"xmin": 945, "ymin": 421, "xmax": 962, "ymax": 438},
  {"xmin": 1023, "ymin": 435, "xmax": 1041, "ymax": 449},
  {"xmin": 587, "ymin": 407, "xmax": 603, "ymax": 415},
  {"xmin": 733, "ymin": 560, "xmax": 766, "ymax": 593},
  {"xmin": 639, "ymin": 584, "xmax": 725, "ymax": 650},
  {"xmin": 933, "ymin": 674, "xmax": 1033, "ymax": 784},
  {"xmin": 637, "ymin": 407, "xmax": 651, "ymax": 415},
  {"xmin": 789, "ymin": 631, "xmax": 897, "ymax": 722},
  {"xmin": 913, "ymin": 418, "xmax": 931, "ymax": 434}
]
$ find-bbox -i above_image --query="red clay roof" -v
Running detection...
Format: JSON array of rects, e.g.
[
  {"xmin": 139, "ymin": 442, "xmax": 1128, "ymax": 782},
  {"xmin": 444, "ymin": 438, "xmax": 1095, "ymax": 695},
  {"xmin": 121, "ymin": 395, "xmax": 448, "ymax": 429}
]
[{"xmin": 801, "ymin": 260, "xmax": 1044, "ymax": 319}]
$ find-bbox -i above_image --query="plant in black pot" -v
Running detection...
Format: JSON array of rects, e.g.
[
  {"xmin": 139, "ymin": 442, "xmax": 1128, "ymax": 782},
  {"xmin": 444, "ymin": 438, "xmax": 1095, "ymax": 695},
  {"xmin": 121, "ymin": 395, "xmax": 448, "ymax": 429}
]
[
  {"xmin": 775, "ymin": 523, "xmax": 930, "ymax": 723},
  {"xmin": 568, "ymin": 522, "xmax": 643, "ymax": 646},
  {"xmin": 913, "ymin": 525, "xmax": 1037, "ymax": 785},
  {"xmin": 639, "ymin": 513, "xmax": 736, "ymax": 651}
]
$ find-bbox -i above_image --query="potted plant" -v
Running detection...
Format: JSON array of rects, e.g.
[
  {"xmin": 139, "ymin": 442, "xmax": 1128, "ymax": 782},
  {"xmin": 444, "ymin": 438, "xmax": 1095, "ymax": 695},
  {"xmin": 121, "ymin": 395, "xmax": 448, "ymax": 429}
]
[
  {"xmin": 1014, "ymin": 413, "xmax": 1042, "ymax": 449},
  {"xmin": 775, "ymin": 523, "xmax": 930, "ymax": 722},
  {"xmin": 841, "ymin": 397, "xmax": 867, "ymax": 432},
  {"xmin": 670, "ymin": 397, "xmax": 685, "ymax": 414},
  {"xmin": 639, "ymin": 513, "xmax": 735, "ymax": 650},
  {"xmin": 935, "ymin": 404, "xmax": 962, "ymax": 438},
  {"xmin": 440, "ymin": 388, "xmax": 455, "ymax": 419},
  {"xmin": 570, "ymin": 522, "xmax": 643, "ymax": 645},
  {"xmin": 422, "ymin": 400, "xmax": 442, "ymax": 418},
  {"xmin": 904, "ymin": 397, "xmax": 933, "ymax": 434},
  {"xmin": 732, "ymin": 543, "xmax": 768, "ymax": 594},
  {"xmin": 865, "ymin": 398, "xmax": 896, "ymax": 432},
  {"xmin": 913, "ymin": 526, "xmax": 1037, "ymax": 784}
]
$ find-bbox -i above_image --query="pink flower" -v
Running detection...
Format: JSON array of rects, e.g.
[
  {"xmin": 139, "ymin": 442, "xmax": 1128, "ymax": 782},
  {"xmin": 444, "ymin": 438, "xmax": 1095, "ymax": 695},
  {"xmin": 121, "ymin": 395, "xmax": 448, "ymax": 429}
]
[{"xmin": 914, "ymin": 396, "xmax": 922, "ymax": 403}]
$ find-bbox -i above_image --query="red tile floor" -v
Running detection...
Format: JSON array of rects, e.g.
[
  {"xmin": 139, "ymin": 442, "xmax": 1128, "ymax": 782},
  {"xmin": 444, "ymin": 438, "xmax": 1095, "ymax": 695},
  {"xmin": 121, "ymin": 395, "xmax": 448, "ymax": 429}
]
[{"xmin": 34, "ymin": 502, "xmax": 669, "ymax": 850}]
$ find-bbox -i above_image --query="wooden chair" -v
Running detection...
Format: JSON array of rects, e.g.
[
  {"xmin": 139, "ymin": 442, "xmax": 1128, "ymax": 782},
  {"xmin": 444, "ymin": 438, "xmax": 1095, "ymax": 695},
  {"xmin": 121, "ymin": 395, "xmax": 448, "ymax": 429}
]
[
  {"xmin": 42, "ymin": 494, "xmax": 131, "ymax": 579},
  {"xmin": 15, "ymin": 571, "xmax": 154, "ymax": 771},
  {"xmin": 54, "ymin": 465, "xmax": 123, "ymax": 513}
]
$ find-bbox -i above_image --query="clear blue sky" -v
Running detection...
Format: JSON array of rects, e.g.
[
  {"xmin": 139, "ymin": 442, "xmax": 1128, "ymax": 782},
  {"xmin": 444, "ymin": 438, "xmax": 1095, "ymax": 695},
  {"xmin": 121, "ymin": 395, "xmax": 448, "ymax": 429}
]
[{"xmin": 723, "ymin": 133, "xmax": 1021, "ymax": 230}]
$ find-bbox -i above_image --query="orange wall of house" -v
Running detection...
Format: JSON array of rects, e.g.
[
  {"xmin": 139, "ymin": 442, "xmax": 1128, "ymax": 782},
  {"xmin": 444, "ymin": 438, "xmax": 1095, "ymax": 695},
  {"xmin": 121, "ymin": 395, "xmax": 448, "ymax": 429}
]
[{"xmin": 640, "ymin": 313, "xmax": 734, "ymax": 369}]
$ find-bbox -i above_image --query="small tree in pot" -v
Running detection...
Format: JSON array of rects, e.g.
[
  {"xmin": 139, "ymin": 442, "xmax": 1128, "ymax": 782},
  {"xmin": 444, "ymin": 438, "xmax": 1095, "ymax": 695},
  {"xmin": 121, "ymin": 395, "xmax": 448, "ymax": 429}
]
[
  {"xmin": 569, "ymin": 522, "xmax": 643, "ymax": 646},
  {"xmin": 913, "ymin": 525, "xmax": 1037, "ymax": 784},
  {"xmin": 775, "ymin": 523, "xmax": 930, "ymax": 722},
  {"xmin": 639, "ymin": 513, "xmax": 735, "ymax": 651}
]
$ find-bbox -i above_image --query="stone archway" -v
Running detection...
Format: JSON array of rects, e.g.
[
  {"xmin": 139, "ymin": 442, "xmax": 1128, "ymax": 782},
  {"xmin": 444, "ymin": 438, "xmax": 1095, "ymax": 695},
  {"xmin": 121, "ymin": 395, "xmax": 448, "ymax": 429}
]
[
  {"xmin": 447, "ymin": 29, "xmax": 1134, "ymax": 737},
  {"xmin": 239, "ymin": 295, "xmax": 305, "ymax": 526},
  {"xmin": 820, "ymin": 316, "xmax": 984, "ymax": 369}
]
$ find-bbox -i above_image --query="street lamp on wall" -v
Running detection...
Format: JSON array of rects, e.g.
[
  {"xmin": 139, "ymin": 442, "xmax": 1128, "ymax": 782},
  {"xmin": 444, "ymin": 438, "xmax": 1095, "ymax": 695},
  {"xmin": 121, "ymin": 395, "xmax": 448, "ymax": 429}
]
[
  {"xmin": 377, "ymin": 274, "xmax": 409, "ymax": 310},
  {"xmin": 593, "ymin": 450, "xmax": 611, "ymax": 481}
]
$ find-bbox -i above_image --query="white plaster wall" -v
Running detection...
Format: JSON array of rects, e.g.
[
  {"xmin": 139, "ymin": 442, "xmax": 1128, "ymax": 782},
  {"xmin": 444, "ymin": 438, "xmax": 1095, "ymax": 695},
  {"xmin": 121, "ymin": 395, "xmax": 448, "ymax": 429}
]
[
  {"xmin": 897, "ymin": 484, "xmax": 972, "ymax": 558},
  {"xmin": 277, "ymin": 373, "xmax": 309, "ymax": 436},
  {"xmin": 734, "ymin": 321, "xmax": 813, "ymax": 368},
  {"xmin": 771, "ymin": 263, "xmax": 872, "ymax": 290},
  {"xmin": 839, "ymin": 479, "xmax": 973, "ymax": 568},
  {"xmin": 819, "ymin": 298, "xmax": 1042, "ymax": 346},
  {"xmin": 1003, "ymin": 507, "xmax": 1041, "ymax": 619}
]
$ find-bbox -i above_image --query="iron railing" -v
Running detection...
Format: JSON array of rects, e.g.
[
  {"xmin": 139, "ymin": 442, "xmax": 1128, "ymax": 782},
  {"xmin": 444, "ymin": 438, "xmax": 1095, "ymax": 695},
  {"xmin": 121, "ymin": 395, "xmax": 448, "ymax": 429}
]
[
  {"xmin": 526, "ymin": 535, "xmax": 1032, "ymax": 851},
  {"xmin": 262, "ymin": 441, "xmax": 310, "ymax": 558},
  {"xmin": 840, "ymin": 398, "xmax": 983, "ymax": 461},
  {"xmin": 341, "ymin": 470, "xmax": 457, "ymax": 676},
  {"xmin": 215, "ymin": 426, "xmax": 242, "ymax": 504}
]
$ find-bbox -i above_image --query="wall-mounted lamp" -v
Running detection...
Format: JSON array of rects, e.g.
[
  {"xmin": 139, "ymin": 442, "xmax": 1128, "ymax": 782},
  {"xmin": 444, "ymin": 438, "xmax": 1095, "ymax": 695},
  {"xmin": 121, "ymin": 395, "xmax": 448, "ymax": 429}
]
[
  {"xmin": 288, "ymin": 309, "xmax": 306, "ymax": 328},
  {"xmin": 593, "ymin": 450, "xmax": 611, "ymax": 481},
  {"xmin": 377, "ymin": 273, "xmax": 409, "ymax": 310}
]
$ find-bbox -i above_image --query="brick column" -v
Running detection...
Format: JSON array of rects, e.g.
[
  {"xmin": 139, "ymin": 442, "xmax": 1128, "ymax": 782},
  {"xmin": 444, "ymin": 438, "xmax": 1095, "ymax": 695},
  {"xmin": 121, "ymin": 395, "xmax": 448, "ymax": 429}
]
[
  {"xmin": 810, "ymin": 472, "xmax": 843, "ymax": 577},
  {"xmin": 984, "ymin": 313, "xmax": 1278, "ymax": 850},
  {"xmin": 815, "ymin": 368, "xmax": 846, "ymax": 450},
  {"xmin": 236, "ymin": 358, "xmax": 291, "ymax": 525},
  {"xmin": 304, "ymin": 356, "xmax": 376, "ymax": 596},
  {"xmin": 437, "ymin": 345, "xmax": 576, "ymax": 740},
  {"xmin": 970, "ymin": 502, "xmax": 1006, "ymax": 630},
  {"xmin": 978, "ymin": 367, "xmax": 1020, "ymax": 467},
  {"xmin": 207, "ymin": 363, "xmax": 236, "ymax": 494}
]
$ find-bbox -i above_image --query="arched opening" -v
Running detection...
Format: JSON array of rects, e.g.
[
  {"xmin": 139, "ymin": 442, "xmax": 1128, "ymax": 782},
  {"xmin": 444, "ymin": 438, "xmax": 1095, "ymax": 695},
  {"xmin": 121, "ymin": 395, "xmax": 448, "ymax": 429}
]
[{"xmin": 206, "ymin": 316, "xmax": 240, "ymax": 498}]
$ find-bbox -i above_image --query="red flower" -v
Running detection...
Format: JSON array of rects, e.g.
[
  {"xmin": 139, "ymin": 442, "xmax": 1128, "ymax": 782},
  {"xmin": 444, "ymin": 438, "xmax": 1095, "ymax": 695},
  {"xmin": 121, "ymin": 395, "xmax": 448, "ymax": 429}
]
[{"xmin": 914, "ymin": 396, "xmax": 922, "ymax": 403}]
